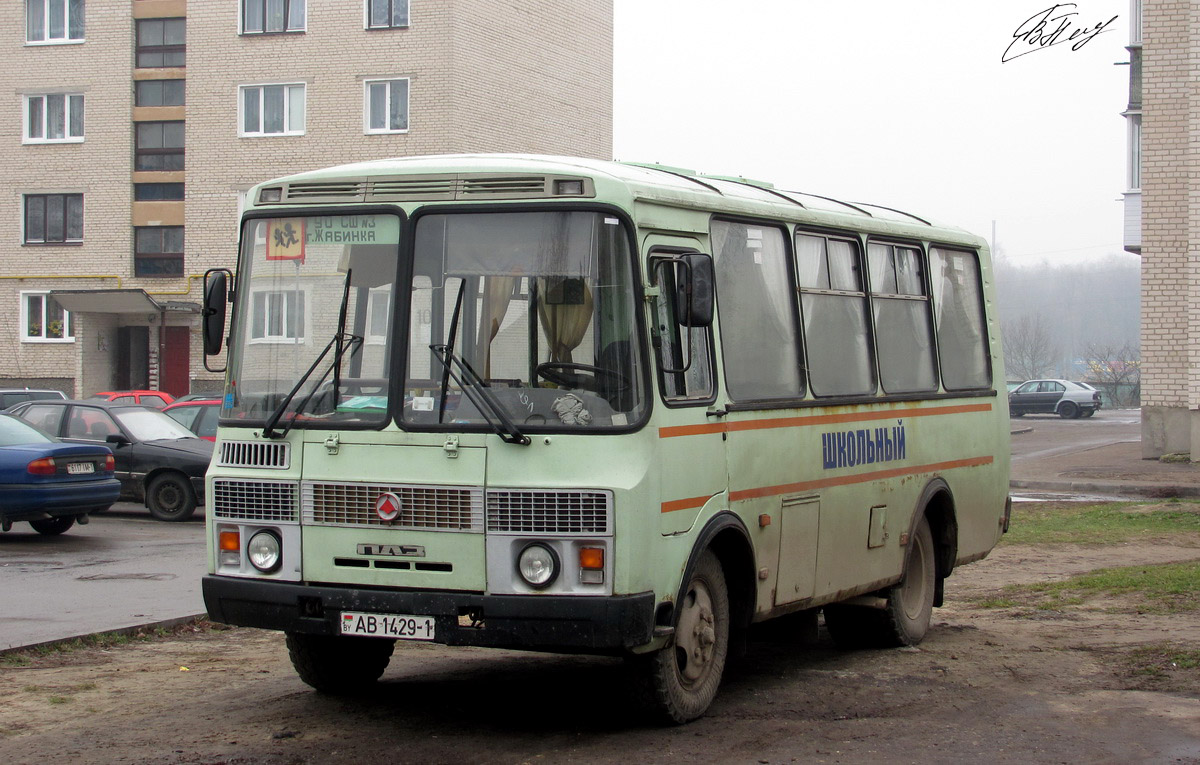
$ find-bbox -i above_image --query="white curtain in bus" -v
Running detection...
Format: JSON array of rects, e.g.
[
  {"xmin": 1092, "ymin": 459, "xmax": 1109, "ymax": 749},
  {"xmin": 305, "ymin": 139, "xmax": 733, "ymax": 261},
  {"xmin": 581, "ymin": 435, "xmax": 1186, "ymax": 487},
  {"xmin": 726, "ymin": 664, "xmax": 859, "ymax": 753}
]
[
  {"xmin": 475, "ymin": 276, "xmax": 519, "ymax": 379},
  {"xmin": 426, "ymin": 212, "xmax": 597, "ymax": 277}
]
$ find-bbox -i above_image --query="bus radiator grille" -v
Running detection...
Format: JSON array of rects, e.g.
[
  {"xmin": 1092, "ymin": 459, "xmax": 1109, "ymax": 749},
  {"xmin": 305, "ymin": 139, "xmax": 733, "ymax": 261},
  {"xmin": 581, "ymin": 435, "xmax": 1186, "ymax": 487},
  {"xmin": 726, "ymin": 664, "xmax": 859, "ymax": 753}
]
[
  {"xmin": 486, "ymin": 490, "xmax": 612, "ymax": 535},
  {"xmin": 212, "ymin": 479, "xmax": 300, "ymax": 523},
  {"xmin": 217, "ymin": 441, "xmax": 290, "ymax": 470},
  {"xmin": 302, "ymin": 482, "xmax": 484, "ymax": 531}
]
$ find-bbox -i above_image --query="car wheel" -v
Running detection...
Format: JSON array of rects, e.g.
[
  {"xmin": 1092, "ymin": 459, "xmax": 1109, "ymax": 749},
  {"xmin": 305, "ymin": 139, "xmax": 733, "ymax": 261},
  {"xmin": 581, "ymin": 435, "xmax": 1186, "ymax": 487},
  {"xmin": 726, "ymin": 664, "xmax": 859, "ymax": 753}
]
[
  {"xmin": 1058, "ymin": 401, "xmax": 1079, "ymax": 419},
  {"xmin": 146, "ymin": 473, "xmax": 198, "ymax": 522},
  {"xmin": 29, "ymin": 516, "xmax": 76, "ymax": 535},
  {"xmin": 1082, "ymin": 409, "xmax": 1095, "ymax": 418}
]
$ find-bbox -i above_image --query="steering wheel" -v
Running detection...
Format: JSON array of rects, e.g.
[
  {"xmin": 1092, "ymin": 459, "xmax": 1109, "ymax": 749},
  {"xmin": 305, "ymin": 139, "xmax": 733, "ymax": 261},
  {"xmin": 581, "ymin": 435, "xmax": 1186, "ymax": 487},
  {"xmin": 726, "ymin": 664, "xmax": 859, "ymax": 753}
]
[{"xmin": 535, "ymin": 362, "xmax": 631, "ymax": 395}]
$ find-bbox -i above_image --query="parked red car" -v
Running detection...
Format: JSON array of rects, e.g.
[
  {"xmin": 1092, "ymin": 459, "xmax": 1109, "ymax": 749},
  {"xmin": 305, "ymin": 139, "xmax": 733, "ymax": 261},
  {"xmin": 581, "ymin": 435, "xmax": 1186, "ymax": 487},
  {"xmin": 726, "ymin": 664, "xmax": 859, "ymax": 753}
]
[
  {"xmin": 162, "ymin": 398, "xmax": 220, "ymax": 441},
  {"xmin": 88, "ymin": 390, "xmax": 175, "ymax": 408}
]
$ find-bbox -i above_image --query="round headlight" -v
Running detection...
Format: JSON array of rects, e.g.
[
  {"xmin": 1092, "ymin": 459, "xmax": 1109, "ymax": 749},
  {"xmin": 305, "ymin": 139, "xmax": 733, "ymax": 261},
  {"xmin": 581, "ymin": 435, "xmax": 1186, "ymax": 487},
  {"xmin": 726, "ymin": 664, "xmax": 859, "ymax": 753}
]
[
  {"xmin": 517, "ymin": 543, "xmax": 559, "ymax": 589},
  {"xmin": 247, "ymin": 530, "xmax": 282, "ymax": 573}
]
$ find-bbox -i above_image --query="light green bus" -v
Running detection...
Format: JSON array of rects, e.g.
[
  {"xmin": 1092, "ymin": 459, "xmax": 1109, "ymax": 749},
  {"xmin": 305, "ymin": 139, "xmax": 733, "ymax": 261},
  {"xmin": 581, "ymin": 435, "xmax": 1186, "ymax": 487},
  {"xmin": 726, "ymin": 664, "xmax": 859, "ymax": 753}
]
[{"xmin": 201, "ymin": 154, "xmax": 1010, "ymax": 723}]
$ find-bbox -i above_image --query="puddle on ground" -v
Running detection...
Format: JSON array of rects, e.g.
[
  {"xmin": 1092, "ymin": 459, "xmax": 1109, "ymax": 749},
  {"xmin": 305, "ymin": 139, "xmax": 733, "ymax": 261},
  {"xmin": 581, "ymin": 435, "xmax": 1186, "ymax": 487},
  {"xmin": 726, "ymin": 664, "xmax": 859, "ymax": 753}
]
[{"xmin": 1011, "ymin": 491, "xmax": 1131, "ymax": 503}]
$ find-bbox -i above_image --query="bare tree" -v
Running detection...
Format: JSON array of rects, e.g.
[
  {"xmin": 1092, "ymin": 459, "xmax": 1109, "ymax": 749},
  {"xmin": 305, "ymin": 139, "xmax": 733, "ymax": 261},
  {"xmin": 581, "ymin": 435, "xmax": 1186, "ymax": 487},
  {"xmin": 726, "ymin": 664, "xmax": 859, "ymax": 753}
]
[
  {"xmin": 1002, "ymin": 314, "xmax": 1059, "ymax": 381},
  {"xmin": 1081, "ymin": 342, "xmax": 1141, "ymax": 407}
]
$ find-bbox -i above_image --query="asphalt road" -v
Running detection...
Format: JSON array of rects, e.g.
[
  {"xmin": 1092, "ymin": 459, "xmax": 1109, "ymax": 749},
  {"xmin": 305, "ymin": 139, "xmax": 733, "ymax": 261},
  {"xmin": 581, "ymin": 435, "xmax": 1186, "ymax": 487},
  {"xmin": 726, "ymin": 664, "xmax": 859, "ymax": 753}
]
[
  {"xmin": 0, "ymin": 505, "xmax": 205, "ymax": 651},
  {"xmin": 1009, "ymin": 407, "xmax": 1140, "ymax": 463}
]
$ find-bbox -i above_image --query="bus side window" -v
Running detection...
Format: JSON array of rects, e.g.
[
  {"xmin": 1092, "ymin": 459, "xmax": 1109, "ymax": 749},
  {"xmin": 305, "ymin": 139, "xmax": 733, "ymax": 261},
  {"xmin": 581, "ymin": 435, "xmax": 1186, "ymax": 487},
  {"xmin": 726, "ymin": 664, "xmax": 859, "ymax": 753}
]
[{"xmin": 650, "ymin": 257, "xmax": 714, "ymax": 403}]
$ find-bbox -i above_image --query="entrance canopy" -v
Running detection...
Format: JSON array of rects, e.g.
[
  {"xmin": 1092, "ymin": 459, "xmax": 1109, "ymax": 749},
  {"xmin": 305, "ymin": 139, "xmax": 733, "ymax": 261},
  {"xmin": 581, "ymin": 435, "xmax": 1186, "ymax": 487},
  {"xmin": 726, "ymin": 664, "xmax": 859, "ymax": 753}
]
[{"xmin": 49, "ymin": 289, "xmax": 199, "ymax": 316}]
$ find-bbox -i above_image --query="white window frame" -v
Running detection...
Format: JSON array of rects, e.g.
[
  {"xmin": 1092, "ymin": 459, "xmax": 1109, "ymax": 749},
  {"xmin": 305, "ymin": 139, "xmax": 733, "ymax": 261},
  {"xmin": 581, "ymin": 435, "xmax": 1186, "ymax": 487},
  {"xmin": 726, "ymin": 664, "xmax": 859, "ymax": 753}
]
[
  {"xmin": 239, "ymin": 83, "xmax": 306, "ymax": 137},
  {"xmin": 26, "ymin": 0, "xmax": 84, "ymax": 45},
  {"xmin": 366, "ymin": 286, "xmax": 392, "ymax": 344},
  {"xmin": 363, "ymin": 78, "xmax": 410, "ymax": 134},
  {"xmin": 23, "ymin": 94, "xmax": 85, "ymax": 144},
  {"xmin": 240, "ymin": 0, "xmax": 306, "ymax": 34},
  {"xmin": 249, "ymin": 287, "xmax": 308, "ymax": 344},
  {"xmin": 1128, "ymin": 112, "xmax": 1142, "ymax": 192},
  {"xmin": 20, "ymin": 291, "xmax": 74, "ymax": 343},
  {"xmin": 364, "ymin": 0, "xmax": 410, "ymax": 29}
]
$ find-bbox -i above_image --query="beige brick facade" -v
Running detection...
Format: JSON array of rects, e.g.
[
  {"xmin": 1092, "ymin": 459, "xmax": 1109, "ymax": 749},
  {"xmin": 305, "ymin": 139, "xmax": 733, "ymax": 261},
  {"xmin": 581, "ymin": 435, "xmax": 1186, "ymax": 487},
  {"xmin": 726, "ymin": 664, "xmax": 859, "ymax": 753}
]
[
  {"xmin": 0, "ymin": 0, "xmax": 612, "ymax": 397},
  {"xmin": 1140, "ymin": 0, "xmax": 1200, "ymax": 456}
]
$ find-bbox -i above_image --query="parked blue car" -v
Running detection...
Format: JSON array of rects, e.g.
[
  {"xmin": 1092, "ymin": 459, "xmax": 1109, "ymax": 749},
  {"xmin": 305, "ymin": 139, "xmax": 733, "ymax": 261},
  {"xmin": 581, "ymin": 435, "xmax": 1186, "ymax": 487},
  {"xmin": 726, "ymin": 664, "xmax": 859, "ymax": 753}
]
[{"xmin": 0, "ymin": 413, "xmax": 120, "ymax": 536}]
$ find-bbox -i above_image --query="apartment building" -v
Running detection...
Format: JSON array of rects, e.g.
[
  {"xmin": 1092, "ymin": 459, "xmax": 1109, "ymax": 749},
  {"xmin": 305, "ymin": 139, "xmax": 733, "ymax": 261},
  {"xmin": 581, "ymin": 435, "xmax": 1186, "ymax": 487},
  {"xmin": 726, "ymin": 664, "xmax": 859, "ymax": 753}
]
[
  {"xmin": 1, "ymin": 0, "xmax": 613, "ymax": 398},
  {"xmin": 1136, "ymin": 0, "xmax": 1200, "ymax": 458}
]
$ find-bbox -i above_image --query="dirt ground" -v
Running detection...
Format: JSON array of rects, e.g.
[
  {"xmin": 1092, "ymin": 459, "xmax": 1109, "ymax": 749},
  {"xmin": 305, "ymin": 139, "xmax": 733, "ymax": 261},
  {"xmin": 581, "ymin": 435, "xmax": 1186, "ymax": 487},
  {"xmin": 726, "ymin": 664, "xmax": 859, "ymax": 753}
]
[{"xmin": 2, "ymin": 507, "xmax": 1199, "ymax": 764}]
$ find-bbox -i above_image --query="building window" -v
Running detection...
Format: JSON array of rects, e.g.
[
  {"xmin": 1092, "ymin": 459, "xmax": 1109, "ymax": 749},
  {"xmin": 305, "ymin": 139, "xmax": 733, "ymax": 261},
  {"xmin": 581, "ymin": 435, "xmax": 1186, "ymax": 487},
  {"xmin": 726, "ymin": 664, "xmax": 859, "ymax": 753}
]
[
  {"xmin": 134, "ymin": 226, "xmax": 184, "ymax": 277},
  {"xmin": 24, "ymin": 94, "xmax": 84, "ymax": 143},
  {"xmin": 135, "ymin": 121, "xmax": 185, "ymax": 170},
  {"xmin": 366, "ymin": 0, "xmax": 409, "ymax": 29},
  {"xmin": 24, "ymin": 194, "xmax": 83, "ymax": 244},
  {"xmin": 1130, "ymin": 0, "xmax": 1142, "ymax": 44},
  {"xmin": 1128, "ymin": 113, "xmax": 1142, "ymax": 191},
  {"xmin": 364, "ymin": 79, "xmax": 409, "ymax": 133},
  {"xmin": 136, "ymin": 18, "xmax": 185, "ymax": 68},
  {"xmin": 250, "ymin": 289, "xmax": 306, "ymax": 343},
  {"xmin": 134, "ymin": 183, "xmax": 185, "ymax": 201},
  {"xmin": 241, "ymin": 84, "xmax": 306, "ymax": 136},
  {"xmin": 242, "ymin": 0, "xmax": 306, "ymax": 34},
  {"xmin": 135, "ymin": 80, "xmax": 185, "ymax": 107},
  {"xmin": 26, "ymin": 0, "xmax": 84, "ymax": 43},
  {"xmin": 21, "ymin": 292, "xmax": 73, "ymax": 342}
]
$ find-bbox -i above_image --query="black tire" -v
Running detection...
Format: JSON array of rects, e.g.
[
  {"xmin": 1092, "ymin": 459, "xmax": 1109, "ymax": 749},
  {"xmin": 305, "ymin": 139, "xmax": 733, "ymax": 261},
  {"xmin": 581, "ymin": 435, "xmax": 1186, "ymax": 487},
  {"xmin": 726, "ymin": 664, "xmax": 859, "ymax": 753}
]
[
  {"xmin": 29, "ymin": 516, "xmax": 75, "ymax": 535},
  {"xmin": 630, "ymin": 550, "xmax": 729, "ymax": 724},
  {"xmin": 1058, "ymin": 401, "xmax": 1079, "ymax": 419},
  {"xmin": 285, "ymin": 632, "xmax": 395, "ymax": 694},
  {"xmin": 146, "ymin": 473, "xmax": 197, "ymax": 522},
  {"xmin": 1081, "ymin": 409, "xmax": 1095, "ymax": 418},
  {"xmin": 825, "ymin": 516, "xmax": 937, "ymax": 649},
  {"xmin": 1010, "ymin": 411, "xmax": 1025, "ymax": 418}
]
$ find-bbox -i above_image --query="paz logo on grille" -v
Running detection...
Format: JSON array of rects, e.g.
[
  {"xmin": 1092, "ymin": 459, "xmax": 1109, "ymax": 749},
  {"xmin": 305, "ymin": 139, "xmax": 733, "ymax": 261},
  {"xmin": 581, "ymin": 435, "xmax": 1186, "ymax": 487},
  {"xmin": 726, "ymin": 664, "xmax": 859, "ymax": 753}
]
[{"xmin": 374, "ymin": 492, "xmax": 403, "ymax": 522}]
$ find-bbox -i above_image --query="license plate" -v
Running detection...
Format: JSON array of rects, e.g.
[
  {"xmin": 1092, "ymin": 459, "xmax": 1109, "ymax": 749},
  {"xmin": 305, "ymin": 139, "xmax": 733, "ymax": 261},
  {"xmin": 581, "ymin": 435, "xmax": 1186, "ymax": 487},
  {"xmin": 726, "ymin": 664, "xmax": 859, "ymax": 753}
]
[
  {"xmin": 67, "ymin": 462, "xmax": 95, "ymax": 475},
  {"xmin": 339, "ymin": 611, "xmax": 435, "ymax": 641}
]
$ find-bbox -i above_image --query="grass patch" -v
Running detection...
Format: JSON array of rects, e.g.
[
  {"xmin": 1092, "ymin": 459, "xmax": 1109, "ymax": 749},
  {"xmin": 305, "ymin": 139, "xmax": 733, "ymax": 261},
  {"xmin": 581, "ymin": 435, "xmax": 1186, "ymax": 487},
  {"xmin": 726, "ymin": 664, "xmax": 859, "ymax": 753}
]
[
  {"xmin": 1004, "ymin": 501, "xmax": 1200, "ymax": 545},
  {"xmin": 1123, "ymin": 644, "xmax": 1200, "ymax": 679},
  {"xmin": 0, "ymin": 618, "xmax": 216, "ymax": 668},
  {"xmin": 47, "ymin": 696, "xmax": 70, "ymax": 705},
  {"xmin": 977, "ymin": 560, "xmax": 1200, "ymax": 613}
]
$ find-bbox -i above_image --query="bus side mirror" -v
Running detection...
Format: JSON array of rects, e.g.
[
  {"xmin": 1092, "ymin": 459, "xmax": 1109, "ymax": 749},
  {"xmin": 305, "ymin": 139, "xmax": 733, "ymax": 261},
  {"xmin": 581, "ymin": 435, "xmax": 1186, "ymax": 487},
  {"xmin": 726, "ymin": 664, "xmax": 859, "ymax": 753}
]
[
  {"xmin": 203, "ymin": 269, "xmax": 230, "ymax": 356},
  {"xmin": 675, "ymin": 253, "xmax": 714, "ymax": 328}
]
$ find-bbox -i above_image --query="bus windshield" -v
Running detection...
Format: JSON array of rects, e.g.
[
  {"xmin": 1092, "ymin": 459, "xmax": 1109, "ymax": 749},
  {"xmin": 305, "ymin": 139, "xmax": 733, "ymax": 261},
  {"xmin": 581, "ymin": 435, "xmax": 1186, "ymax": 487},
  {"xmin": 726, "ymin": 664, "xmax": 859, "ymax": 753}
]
[
  {"xmin": 404, "ymin": 211, "xmax": 646, "ymax": 432},
  {"xmin": 223, "ymin": 213, "xmax": 401, "ymax": 427}
]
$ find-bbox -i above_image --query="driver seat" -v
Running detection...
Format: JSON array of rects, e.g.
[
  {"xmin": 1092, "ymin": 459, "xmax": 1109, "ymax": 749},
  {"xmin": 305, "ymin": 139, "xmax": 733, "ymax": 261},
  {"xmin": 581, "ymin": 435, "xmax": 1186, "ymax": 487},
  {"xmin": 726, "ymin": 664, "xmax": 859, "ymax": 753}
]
[{"xmin": 597, "ymin": 340, "xmax": 633, "ymax": 412}]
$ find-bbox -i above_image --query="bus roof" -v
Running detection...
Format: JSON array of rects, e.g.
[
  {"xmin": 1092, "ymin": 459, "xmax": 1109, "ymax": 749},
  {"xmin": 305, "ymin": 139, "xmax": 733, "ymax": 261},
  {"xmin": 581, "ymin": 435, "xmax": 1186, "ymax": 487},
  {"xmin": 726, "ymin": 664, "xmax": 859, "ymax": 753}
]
[{"xmin": 247, "ymin": 154, "xmax": 984, "ymax": 247}]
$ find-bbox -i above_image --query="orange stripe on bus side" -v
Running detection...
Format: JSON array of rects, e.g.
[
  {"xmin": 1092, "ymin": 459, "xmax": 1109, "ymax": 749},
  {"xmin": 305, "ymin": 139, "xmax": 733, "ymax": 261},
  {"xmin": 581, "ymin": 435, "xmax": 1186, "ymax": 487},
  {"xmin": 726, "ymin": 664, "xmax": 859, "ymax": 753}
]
[
  {"xmin": 657, "ymin": 402, "xmax": 993, "ymax": 439},
  {"xmin": 658, "ymin": 455, "xmax": 995, "ymax": 513}
]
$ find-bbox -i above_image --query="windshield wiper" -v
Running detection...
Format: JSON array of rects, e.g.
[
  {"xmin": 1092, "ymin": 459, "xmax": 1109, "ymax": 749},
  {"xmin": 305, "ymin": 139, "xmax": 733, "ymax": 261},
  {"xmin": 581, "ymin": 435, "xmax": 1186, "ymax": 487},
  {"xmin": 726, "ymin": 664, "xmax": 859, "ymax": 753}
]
[
  {"xmin": 430, "ymin": 344, "xmax": 530, "ymax": 446},
  {"xmin": 262, "ymin": 270, "xmax": 361, "ymax": 439}
]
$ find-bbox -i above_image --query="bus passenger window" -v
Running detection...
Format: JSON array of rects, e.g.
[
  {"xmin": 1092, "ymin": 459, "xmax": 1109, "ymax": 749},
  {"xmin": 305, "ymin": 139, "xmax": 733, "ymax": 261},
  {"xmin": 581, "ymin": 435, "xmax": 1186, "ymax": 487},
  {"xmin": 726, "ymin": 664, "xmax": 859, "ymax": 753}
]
[
  {"xmin": 929, "ymin": 247, "xmax": 990, "ymax": 389},
  {"xmin": 711, "ymin": 221, "xmax": 802, "ymax": 401},
  {"xmin": 867, "ymin": 242, "xmax": 937, "ymax": 394},
  {"xmin": 795, "ymin": 233, "xmax": 875, "ymax": 397}
]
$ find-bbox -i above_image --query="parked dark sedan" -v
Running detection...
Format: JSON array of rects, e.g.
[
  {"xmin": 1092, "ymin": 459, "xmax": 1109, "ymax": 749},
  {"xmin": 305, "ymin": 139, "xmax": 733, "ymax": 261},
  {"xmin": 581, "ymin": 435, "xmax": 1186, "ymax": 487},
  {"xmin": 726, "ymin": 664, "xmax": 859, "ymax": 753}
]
[
  {"xmin": 7, "ymin": 399, "xmax": 213, "ymax": 521},
  {"xmin": 0, "ymin": 412, "xmax": 120, "ymax": 535}
]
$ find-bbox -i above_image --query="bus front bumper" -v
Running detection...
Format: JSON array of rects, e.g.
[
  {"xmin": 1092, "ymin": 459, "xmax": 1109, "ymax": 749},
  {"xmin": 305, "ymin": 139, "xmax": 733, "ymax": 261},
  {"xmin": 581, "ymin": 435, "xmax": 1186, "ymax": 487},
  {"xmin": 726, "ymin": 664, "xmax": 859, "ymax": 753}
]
[{"xmin": 202, "ymin": 575, "xmax": 656, "ymax": 653}]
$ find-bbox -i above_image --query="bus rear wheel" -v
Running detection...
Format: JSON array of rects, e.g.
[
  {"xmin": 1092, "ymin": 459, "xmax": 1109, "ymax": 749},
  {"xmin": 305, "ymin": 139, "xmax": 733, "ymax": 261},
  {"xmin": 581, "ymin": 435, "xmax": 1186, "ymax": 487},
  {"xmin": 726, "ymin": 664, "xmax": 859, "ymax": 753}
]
[
  {"xmin": 631, "ymin": 550, "xmax": 729, "ymax": 724},
  {"xmin": 824, "ymin": 516, "xmax": 936, "ymax": 648},
  {"xmin": 285, "ymin": 632, "xmax": 395, "ymax": 695}
]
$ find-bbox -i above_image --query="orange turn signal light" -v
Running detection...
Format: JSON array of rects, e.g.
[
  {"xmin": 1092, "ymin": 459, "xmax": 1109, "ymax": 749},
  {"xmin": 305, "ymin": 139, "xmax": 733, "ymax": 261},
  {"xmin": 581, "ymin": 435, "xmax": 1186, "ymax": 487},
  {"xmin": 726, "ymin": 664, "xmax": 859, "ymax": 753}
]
[
  {"xmin": 579, "ymin": 547, "xmax": 604, "ymax": 570},
  {"xmin": 218, "ymin": 530, "xmax": 241, "ymax": 552}
]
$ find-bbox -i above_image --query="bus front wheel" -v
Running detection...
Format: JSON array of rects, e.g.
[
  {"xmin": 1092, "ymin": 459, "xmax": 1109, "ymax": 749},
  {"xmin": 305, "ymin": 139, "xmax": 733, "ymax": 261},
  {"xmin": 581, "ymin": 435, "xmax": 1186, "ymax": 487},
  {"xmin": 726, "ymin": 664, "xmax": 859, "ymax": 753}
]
[
  {"xmin": 631, "ymin": 549, "xmax": 729, "ymax": 724},
  {"xmin": 285, "ymin": 632, "xmax": 395, "ymax": 695},
  {"xmin": 825, "ymin": 516, "xmax": 936, "ymax": 648}
]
